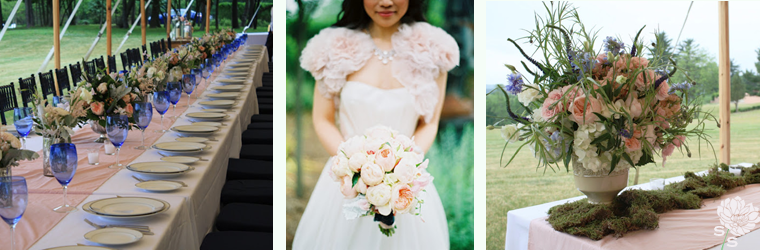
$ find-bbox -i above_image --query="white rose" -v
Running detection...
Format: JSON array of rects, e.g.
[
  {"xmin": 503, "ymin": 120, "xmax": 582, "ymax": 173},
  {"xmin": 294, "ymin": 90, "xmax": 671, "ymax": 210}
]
[
  {"xmin": 330, "ymin": 157, "xmax": 351, "ymax": 180},
  {"xmin": 363, "ymin": 137, "xmax": 384, "ymax": 154},
  {"xmin": 340, "ymin": 136, "xmax": 365, "ymax": 157},
  {"xmin": 501, "ymin": 124, "xmax": 521, "ymax": 142},
  {"xmin": 339, "ymin": 175, "xmax": 358, "ymax": 198},
  {"xmin": 616, "ymin": 75, "xmax": 628, "ymax": 84},
  {"xmin": 360, "ymin": 162, "xmax": 385, "ymax": 186},
  {"xmin": 532, "ymin": 107, "xmax": 544, "ymax": 122},
  {"xmin": 96, "ymin": 83, "xmax": 108, "ymax": 94},
  {"xmin": 365, "ymin": 184, "xmax": 392, "ymax": 207},
  {"xmin": 517, "ymin": 85, "xmax": 540, "ymax": 106},
  {"xmin": 394, "ymin": 158, "xmax": 418, "ymax": 184},
  {"xmin": 354, "ymin": 178, "xmax": 368, "ymax": 194},
  {"xmin": 366, "ymin": 126, "xmax": 394, "ymax": 139},
  {"xmin": 147, "ymin": 67, "xmax": 156, "ymax": 78},
  {"xmin": 348, "ymin": 152, "xmax": 367, "ymax": 172},
  {"xmin": 80, "ymin": 88, "xmax": 93, "ymax": 103}
]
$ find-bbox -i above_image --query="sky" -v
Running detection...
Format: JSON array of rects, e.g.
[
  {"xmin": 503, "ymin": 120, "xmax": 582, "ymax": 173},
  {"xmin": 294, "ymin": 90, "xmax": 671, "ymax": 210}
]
[{"xmin": 485, "ymin": 1, "xmax": 760, "ymax": 86}]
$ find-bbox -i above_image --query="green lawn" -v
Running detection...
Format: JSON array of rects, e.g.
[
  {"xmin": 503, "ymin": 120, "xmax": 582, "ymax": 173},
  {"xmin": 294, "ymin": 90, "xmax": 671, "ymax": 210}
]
[
  {"xmin": 485, "ymin": 103, "xmax": 760, "ymax": 250},
  {"xmin": 0, "ymin": 24, "xmax": 266, "ymax": 123}
]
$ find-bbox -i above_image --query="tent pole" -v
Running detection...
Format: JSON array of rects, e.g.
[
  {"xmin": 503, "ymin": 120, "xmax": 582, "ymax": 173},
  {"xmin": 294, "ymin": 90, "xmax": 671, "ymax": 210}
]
[
  {"xmin": 53, "ymin": 0, "xmax": 61, "ymax": 95},
  {"xmin": 36, "ymin": 0, "xmax": 84, "ymax": 73},
  {"xmin": 718, "ymin": 1, "xmax": 730, "ymax": 165},
  {"xmin": 141, "ymin": 0, "xmax": 146, "ymax": 45}
]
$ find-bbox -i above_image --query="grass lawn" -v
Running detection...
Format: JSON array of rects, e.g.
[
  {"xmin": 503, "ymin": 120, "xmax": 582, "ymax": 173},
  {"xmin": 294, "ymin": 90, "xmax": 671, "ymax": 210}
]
[
  {"xmin": 485, "ymin": 103, "xmax": 760, "ymax": 250},
  {"xmin": 0, "ymin": 24, "xmax": 267, "ymax": 123}
]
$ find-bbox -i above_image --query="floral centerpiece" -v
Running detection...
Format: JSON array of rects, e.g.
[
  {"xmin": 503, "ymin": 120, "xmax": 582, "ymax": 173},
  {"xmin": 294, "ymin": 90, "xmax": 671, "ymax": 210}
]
[
  {"xmin": 333, "ymin": 126, "xmax": 434, "ymax": 237},
  {"xmin": 491, "ymin": 2, "xmax": 713, "ymax": 204},
  {"xmin": 78, "ymin": 72, "xmax": 142, "ymax": 129},
  {"xmin": 0, "ymin": 131, "xmax": 39, "ymax": 177},
  {"xmin": 30, "ymin": 91, "xmax": 87, "ymax": 176}
]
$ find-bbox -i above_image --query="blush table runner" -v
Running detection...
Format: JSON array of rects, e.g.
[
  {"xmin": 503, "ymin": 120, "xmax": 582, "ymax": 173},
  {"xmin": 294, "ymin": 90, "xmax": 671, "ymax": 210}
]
[{"xmin": 0, "ymin": 37, "xmax": 269, "ymax": 250}]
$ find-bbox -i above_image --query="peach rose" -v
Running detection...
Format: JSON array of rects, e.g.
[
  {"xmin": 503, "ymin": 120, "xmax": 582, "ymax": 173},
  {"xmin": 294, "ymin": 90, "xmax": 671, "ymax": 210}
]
[
  {"xmin": 569, "ymin": 95, "xmax": 603, "ymax": 125},
  {"xmin": 375, "ymin": 148, "xmax": 397, "ymax": 172},
  {"xmin": 391, "ymin": 184, "xmax": 416, "ymax": 214},
  {"xmin": 656, "ymin": 81, "xmax": 670, "ymax": 101},
  {"xmin": 672, "ymin": 135, "xmax": 686, "ymax": 148},
  {"xmin": 360, "ymin": 162, "xmax": 385, "ymax": 186},
  {"xmin": 340, "ymin": 175, "xmax": 358, "ymax": 198},
  {"xmin": 125, "ymin": 104, "xmax": 134, "ymax": 116},
  {"xmin": 90, "ymin": 101, "xmax": 105, "ymax": 116},
  {"xmin": 541, "ymin": 98, "xmax": 561, "ymax": 122},
  {"xmin": 627, "ymin": 97, "xmax": 643, "ymax": 118},
  {"xmin": 662, "ymin": 143, "xmax": 676, "ymax": 159},
  {"xmin": 624, "ymin": 137, "xmax": 641, "ymax": 152}
]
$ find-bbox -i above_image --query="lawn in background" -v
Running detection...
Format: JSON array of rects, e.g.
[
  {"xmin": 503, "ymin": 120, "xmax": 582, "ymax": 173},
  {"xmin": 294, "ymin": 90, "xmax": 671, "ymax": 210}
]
[{"xmin": 485, "ymin": 103, "xmax": 760, "ymax": 250}]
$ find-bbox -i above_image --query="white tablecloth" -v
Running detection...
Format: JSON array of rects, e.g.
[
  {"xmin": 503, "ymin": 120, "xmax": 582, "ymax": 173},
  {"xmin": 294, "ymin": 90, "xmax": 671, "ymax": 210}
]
[
  {"xmin": 505, "ymin": 163, "xmax": 760, "ymax": 250},
  {"xmin": 28, "ymin": 43, "xmax": 269, "ymax": 249}
]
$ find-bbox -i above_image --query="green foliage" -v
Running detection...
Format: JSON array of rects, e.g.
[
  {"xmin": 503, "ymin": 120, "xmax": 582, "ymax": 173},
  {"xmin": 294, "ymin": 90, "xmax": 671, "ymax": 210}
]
[
  {"xmin": 548, "ymin": 163, "xmax": 760, "ymax": 240},
  {"xmin": 731, "ymin": 72, "xmax": 747, "ymax": 110},
  {"xmin": 426, "ymin": 123, "xmax": 474, "ymax": 250}
]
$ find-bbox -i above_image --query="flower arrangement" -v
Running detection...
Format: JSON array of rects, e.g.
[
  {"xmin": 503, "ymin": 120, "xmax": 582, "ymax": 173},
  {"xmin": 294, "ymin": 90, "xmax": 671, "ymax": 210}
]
[
  {"xmin": 30, "ymin": 91, "xmax": 87, "ymax": 141},
  {"xmin": 492, "ymin": 2, "xmax": 714, "ymax": 177},
  {"xmin": 333, "ymin": 126, "xmax": 433, "ymax": 237},
  {"xmin": 78, "ymin": 71, "xmax": 142, "ymax": 128},
  {"xmin": 0, "ymin": 131, "xmax": 39, "ymax": 170}
]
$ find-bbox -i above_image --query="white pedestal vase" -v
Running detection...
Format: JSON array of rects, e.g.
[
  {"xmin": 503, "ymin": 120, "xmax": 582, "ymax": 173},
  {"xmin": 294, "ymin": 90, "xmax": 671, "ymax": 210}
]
[{"xmin": 573, "ymin": 160, "xmax": 629, "ymax": 204}]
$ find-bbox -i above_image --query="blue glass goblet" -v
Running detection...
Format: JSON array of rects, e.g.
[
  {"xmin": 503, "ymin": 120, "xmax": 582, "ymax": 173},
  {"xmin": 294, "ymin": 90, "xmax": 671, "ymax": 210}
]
[
  {"xmin": 13, "ymin": 108, "xmax": 32, "ymax": 149},
  {"xmin": 182, "ymin": 74, "xmax": 196, "ymax": 107},
  {"xmin": 153, "ymin": 91, "xmax": 171, "ymax": 133},
  {"xmin": 133, "ymin": 102, "xmax": 153, "ymax": 150},
  {"xmin": 50, "ymin": 143, "xmax": 77, "ymax": 213},
  {"xmin": 106, "ymin": 114, "xmax": 129, "ymax": 169},
  {"xmin": 206, "ymin": 58, "xmax": 215, "ymax": 75},
  {"xmin": 0, "ymin": 176, "xmax": 27, "ymax": 250},
  {"xmin": 213, "ymin": 54, "xmax": 222, "ymax": 67},
  {"xmin": 166, "ymin": 81, "xmax": 182, "ymax": 119}
]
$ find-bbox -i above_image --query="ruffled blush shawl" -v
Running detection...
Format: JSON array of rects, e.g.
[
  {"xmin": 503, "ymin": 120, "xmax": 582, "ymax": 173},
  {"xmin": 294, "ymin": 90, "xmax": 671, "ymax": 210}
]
[{"xmin": 299, "ymin": 22, "xmax": 460, "ymax": 123}]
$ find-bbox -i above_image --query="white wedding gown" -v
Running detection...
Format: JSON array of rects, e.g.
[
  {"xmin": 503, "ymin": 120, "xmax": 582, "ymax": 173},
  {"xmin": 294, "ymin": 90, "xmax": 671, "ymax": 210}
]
[{"xmin": 292, "ymin": 81, "xmax": 450, "ymax": 249}]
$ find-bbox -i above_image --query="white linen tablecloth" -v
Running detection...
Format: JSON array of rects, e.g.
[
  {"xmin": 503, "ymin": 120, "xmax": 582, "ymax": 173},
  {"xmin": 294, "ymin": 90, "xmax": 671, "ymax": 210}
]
[{"xmin": 505, "ymin": 164, "xmax": 760, "ymax": 250}]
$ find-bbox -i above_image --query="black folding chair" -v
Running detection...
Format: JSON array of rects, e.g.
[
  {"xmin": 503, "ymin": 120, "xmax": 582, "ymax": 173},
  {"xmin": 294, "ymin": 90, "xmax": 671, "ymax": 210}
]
[
  {"xmin": 0, "ymin": 83, "xmax": 19, "ymax": 125},
  {"xmin": 95, "ymin": 56, "xmax": 106, "ymax": 73},
  {"xmin": 150, "ymin": 42, "xmax": 159, "ymax": 58},
  {"xmin": 55, "ymin": 66, "xmax": 71, "ymax": 95},
  {"xmin": 38, "ymin": 70, "xmax": 57, "ymax": 97},
  {"xmin": 167, "ymin": 37, "xmax": 172, "ymax": 51},
  {"xmin": 18, "ymin": 75, "xmax": 37, "ymax": 107},
  {"xmin": 142, "ymin": 45, "xmax": 148, "ymax": 61},
  {"xmin": 69, "ymin": 62, "xmax": 83, "ymax": 84},
  {"xmin": 83, "ymin": 60, "xmax": 97, "ymax": 79},
  {"xmin": 159, "ymin": 39, "xmax": 167, "ymax": 53},
  {"xmin": 120, "ymin": 51, "xmax": 130, "ymax": 71},
  {"xmin": 107, "ymin": 55, "xmax": 117, "ymax": 73}
]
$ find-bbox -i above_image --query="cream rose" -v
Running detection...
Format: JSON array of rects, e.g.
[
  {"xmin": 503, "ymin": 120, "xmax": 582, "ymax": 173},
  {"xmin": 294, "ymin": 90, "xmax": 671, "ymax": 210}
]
[
  {"xmin": 96, "ymin": 83, "xmax": 108, "ymax": 94},
  {"xmin": 391, "ymin": 184, "xmax": 417, "ymax": 214},
  {"xmin": 501, "ymin": 124, "xmax": 521, "ymax": 142},
  {"xmin": 330, "ymin": 157, "xmax": 351, "ymax": 180},
  {"xmin": 360, "ymin": 162, "xmax": 384, "ymax": 186},
  {"xmin": 340, "ymin": 136, "xmax": 365, "ymax": 157},
  {"xmin": 347, "ymin": 152, "xmax": 367, "ymax": 172},
  {"xmin": 354, "ymin": 178, "xmax": 368, "ymax": 194},
  {"xmin": 517, "ymin": 85, "xmax": 541, "ymax": 106},
  {"xmin": 366, "ymin": 126, "xmax": 394, "ymax": 139},
  {"xmin": 0, "ymin": 132, "xmax": 22, "ymax": 149},
  {"xmin": 366, "ymin": 184, "xmax": 392, "ymax": 207},
  {"xmin": 80, "ymin": 88, "xmax": 93, "ymax": 103},
  {"xmin": 375, "ymin": 147, "xmax": 396, "ymax": 172},
  {"xmin": 394, "ymin": 158, "xmax": 417, "ymax": 184}
]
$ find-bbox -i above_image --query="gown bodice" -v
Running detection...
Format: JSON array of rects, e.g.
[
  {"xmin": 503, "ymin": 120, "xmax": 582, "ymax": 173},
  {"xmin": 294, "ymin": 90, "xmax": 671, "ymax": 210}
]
[{"xmin": 338, "ymin": 81, "xmax": 419, "ymax": 138}]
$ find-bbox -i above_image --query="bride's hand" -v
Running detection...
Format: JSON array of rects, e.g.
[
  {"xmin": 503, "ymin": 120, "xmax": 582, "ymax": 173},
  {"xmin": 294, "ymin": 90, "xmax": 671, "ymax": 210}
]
[
  {"xmin": 412, "ymin": 71, "xmax": 448, "ymax": 153},
  {"xmin": 312, "ymin": 80, "xmax": 346, "ymax": 155}
]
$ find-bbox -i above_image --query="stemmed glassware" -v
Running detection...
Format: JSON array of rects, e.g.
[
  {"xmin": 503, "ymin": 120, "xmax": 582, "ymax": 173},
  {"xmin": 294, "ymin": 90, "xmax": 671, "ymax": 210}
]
[
  {"xmin": 182, "ymin": 74, "xmax": 196, "ymax": 107},
  {"xmin": 106, "ymin": 114, "xmax": 129, "ymax": 169},
  {"xmin": 166, "ymin": 82, "xmax": 182, "ymax": 119},
  {"xmin": 192, "ymin": 69, "xmax": 203, "ymax": 99},
  {"xmin": 202, "ymin": 63, "xmax": 212, "ymax": 90},
  {"xmin": 153, "ymin": 91, "xmax": 171, "ymax": 133},
  {"xmin": 13, "ymin": 108, "xmax": 33, "ymax": 149},
  {"xmin": 133, "ymin": 102, "xmax": 153, "ymax": 150},
  {"xmin": 0, "ymin": 176, "xmax": 28, "ymax": 250},
  {"xmin": 50, "ymin": 143, "xmax": 77, "ymax": 213}
]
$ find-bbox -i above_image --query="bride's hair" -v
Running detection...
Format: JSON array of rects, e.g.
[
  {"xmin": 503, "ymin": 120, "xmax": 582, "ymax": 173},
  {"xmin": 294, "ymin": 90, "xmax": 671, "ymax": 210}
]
[{"xmin": 333, "ymin": 0, "xmax": 427, "ymax": 29}]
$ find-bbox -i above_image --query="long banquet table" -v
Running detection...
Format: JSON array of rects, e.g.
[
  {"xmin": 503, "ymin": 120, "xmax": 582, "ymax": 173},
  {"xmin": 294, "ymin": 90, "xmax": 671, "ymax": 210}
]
[
  {"xmin": 506, "ymin": 163, "xmax": 760, "ymax": 250},
  {"xmin": 0, "ymin": 38, "xmax": 269, "ymax": 250}
]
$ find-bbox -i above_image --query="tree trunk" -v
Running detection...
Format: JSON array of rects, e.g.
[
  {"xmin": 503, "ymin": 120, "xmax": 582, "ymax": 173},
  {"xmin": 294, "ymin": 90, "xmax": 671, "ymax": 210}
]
[
  {"xmin": 0, "ymin": 1, "xmax": 4, "ymax": 28},
  {"xmin": 25, "ymin": 0, "xmax": 31, "ymax": 27},
  {"xmin": 735, "ymin": 101, "xmax": 739, "ymax": 112},
  {"xmin": 149, "ymin": 0, "xmax": 161, "ymax": 28},
  {"xmin": 214, "ymin": 0, "xmax": 218, "ymax": 30}
]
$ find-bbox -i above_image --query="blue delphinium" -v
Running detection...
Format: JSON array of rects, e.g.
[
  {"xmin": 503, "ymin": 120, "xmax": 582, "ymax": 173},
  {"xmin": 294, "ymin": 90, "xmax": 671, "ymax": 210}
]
[
  {"xmin": 569, "ymin": 50, "xmax": 596, "ymax": 80},
  {"xmin": 603, "ymin": 36, "xmax": 625, "ymax": 56},
  {"xmin": 669, "ymin": 81, "xmax": 692, "ymax": 94},
  {"xmin": 546, "ymin": 131, "xmax": 570, "ymax": 158},
  {"xmin": 505, "ymin": 73, "xmax": 524, "ymax": 95}
]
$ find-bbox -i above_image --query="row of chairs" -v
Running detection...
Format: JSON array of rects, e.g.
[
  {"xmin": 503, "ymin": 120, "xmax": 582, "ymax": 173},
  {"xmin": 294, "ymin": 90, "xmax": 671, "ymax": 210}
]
[{"xmin": 2, "ymin": 38, "xmax": 176, "ymax": 125}]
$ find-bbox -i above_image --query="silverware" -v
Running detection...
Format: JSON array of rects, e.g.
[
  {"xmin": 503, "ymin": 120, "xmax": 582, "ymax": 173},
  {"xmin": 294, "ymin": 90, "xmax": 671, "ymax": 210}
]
[
  {"xmin": 133, "ymin": 175, "xmax": 188, "ymax": 187},
  {"xmin": 84, "ymin": 219, "xmax": 154, "ymax": 235}
]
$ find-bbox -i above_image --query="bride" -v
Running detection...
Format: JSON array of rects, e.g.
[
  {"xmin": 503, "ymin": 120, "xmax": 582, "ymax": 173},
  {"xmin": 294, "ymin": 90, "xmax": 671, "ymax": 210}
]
[{"xmin": 292, "ymin": 0, "xmax": 459, "ymax": 249}]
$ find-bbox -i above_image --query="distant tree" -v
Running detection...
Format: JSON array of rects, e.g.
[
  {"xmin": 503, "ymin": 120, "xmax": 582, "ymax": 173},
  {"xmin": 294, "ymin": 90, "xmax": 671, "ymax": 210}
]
[
  {"xmin": 650, "ymin": 31, "xmax": 674, "ymax": 66},
  {"xmin": 150, "ymin": 0, "xmax": 161, "ymax": 28},
  {"xmin": 731, "ymin": 72, "xmax": 746, "ymax": 111},
  {"xmin": 672, "ymin": 39, "xmax": 717, "ymax": 103},
  {"xmin": 741, "ymin": 70, "xmax": 760, "ymax": 96}
]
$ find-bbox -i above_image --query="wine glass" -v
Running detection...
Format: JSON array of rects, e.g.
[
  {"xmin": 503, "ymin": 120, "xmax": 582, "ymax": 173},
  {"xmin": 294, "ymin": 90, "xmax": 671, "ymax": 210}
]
[
  {"xmin": 166, "ymin": 82, "xmax": 182, "ymax": 119},
  {"xmin": 182, "ymin": 74, "xmax": 196, "ymax": 107},
  {"xmin": 50, "ymin": 143, "xmax": 77, "ymax": 213},
  {"xmin": 213, "ymin": 54, "xmax": 222, "ymax": 68},
  {"xmin": 192, "ymin": 69, "xmax": 203, "ymax": 99},
  {"xmin": 206, "ymin": 58, "xmax": 215, "ymax": 76},
  {"xmin": 106, "ymin": 114, "xmax": 129, "ymax": 169},
  {"xmin": 153, "ymin": 91, "xmax": 170, "ymax": 133},
  {"xmin": 13, "ymin": 108, "xmax": 32, "ymax": 149},
  {"xmin": 52, "ymin": 96, "xmax": 60, "ymax": 107},
  {"xmin": 133, "ymin": 102, "xmax": 153, "ymax": 150},
  {"xmin": 0, "ymin": 176, "xmax": 27, "ymax": 250}
]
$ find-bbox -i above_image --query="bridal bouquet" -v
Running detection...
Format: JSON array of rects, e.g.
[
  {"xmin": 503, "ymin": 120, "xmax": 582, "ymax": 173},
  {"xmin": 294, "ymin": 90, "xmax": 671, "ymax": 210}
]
[
  {"xmin": 493, "ymin": 2, "xmax": 713, "ymax": 177},
  {"xmin": 332, "ymin": 126, "xmax": 433, "ymax": 237}
]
